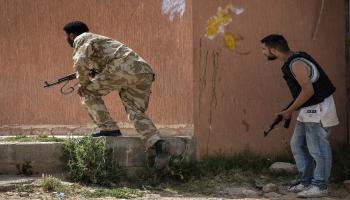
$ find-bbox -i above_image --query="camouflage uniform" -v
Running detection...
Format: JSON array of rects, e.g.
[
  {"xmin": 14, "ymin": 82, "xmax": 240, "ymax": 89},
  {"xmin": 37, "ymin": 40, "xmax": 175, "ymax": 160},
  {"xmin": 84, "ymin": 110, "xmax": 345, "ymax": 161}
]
[{"xmin": 72, "ymin": 32, "xmax": 160, "ymax": 149}]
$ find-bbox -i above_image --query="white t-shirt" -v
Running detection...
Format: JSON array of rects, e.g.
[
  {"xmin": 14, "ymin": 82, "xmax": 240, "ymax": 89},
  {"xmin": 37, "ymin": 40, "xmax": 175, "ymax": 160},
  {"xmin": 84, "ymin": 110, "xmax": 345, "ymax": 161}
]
[
  {"xmin": 297, "ymin": 95, "xmax": 339, "ymax": 127},
  {"xmin": 290, "ymin": 57, "xmax": 339, "ymax": 127}
]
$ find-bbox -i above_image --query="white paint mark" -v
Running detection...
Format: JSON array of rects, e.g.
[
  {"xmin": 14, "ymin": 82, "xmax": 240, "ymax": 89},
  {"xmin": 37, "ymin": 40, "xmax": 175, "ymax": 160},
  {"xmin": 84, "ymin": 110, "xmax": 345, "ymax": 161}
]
[
  {"xmin": 232, "ymin": 7, "xmax": 244, "ymax": 15},
  {"xmin": 126, "ymin": 145, "xmax": 133, "ymax": 165},
  {"xmin": 162, "ymin": 0, "xmax": 186, "ymax": 21}
]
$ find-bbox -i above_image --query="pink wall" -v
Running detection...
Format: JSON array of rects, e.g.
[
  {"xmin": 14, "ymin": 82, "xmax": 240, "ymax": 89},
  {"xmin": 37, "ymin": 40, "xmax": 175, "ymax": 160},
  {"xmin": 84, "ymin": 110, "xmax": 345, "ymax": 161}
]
[
  {"xmin": 0, "ymin": 0, "xmax": 193, "ymax": 127},
  {"xmin": 193, "ymin": 0, "xmax": 347, "ymax": 157},
  {"xmin": 0, "ymin": 0, "xmax": 348, "ymax": 156}
]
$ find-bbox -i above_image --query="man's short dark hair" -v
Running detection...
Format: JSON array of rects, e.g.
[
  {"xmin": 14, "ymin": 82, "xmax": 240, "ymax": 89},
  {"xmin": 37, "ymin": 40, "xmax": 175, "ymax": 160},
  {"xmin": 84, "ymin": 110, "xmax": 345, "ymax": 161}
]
[
  {"xmin": 63, "ymin": 21, "xmax": 89, "ymax": 35},
  {"xmin": 261, "ymin": 34, "xmax": 290, "ymax": 52}
]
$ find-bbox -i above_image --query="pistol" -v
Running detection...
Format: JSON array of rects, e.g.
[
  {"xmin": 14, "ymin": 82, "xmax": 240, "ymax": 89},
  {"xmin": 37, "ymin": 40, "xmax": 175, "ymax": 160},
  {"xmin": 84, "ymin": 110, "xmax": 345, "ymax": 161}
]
[{"xmin": 264, "ymin": 100, "xmax": 294, "ymax": 137}]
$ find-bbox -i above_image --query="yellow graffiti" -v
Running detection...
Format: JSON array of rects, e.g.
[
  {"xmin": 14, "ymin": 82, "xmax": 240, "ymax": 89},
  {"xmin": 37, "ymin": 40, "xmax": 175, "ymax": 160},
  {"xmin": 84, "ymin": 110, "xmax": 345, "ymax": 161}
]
[
  {"xmin": 205, "ymin": 3, "xmax": 242, "ymax": 40},
  {"xmin": 205, "ymin": 3, "xmax": 248, "ymax": 54},
  {"xmin": 223, "ymin": 32, "xmax": 236, "ymax": 50}
]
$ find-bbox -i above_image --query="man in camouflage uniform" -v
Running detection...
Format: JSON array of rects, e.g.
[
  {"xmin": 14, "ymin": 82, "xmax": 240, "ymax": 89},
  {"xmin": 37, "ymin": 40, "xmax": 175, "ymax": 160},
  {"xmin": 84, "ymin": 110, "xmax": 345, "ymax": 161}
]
[{"xmin": 63, "ymin": 21, "xmax": 169, "ymax": 169}]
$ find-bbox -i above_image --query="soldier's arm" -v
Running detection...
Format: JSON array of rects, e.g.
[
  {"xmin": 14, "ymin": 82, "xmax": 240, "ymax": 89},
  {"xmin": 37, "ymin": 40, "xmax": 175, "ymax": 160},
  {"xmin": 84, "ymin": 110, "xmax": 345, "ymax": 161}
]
[{"xmin": 73, "ymin": 40, "xmax": 94, "ymax": 86}]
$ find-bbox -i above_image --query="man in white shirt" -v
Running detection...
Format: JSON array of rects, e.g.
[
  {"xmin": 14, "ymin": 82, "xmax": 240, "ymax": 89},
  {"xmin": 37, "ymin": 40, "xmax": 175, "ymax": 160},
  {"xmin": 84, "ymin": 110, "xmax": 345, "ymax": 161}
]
[{"xmin": 261, "ymin": 34, "xmax": 339, "ymax": 198}]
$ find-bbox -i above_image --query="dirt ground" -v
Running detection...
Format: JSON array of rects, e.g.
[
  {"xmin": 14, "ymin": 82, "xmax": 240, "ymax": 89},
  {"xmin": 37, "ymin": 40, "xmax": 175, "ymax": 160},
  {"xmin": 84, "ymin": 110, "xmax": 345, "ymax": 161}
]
[{"xmin": 0, "ymin": 175, "xmax": 349, "ymax": 200}]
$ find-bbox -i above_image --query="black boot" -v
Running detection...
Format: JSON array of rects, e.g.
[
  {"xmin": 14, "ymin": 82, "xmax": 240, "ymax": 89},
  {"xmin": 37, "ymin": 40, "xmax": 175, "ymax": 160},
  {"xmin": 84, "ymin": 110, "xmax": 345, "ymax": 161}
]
[
  {"xmin": 154, "ymin": 140, "xmax": 170, "ymax": 169},
  {"xmin": 92, "ymin": 130, "xmax": 122, "ymax": 137}
]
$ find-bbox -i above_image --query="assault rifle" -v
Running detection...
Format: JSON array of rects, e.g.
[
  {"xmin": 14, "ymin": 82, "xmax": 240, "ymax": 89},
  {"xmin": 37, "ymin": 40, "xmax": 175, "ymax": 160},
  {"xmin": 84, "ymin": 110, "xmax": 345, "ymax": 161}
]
[
  {"xmin": 264, "ymin": 101, "xmax": 294, "ymax": 137},
  {"xmin": 44, "ymin": 72, "xmax": 77, "ymax": 95},
  {"xmin": 44, "ymin": 69, "xmax": 97, "ymax": 95},
  {"xmin": 44, "ymin": 73, "xmax": 76, "ymax": 88}
]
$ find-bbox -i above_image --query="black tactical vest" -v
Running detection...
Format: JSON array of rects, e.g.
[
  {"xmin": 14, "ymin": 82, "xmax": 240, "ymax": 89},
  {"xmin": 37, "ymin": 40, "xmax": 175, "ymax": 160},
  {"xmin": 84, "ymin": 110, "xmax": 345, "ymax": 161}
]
[{"xmin": 281, "ymin": 52, "xmax": 336, "ymax": 108}]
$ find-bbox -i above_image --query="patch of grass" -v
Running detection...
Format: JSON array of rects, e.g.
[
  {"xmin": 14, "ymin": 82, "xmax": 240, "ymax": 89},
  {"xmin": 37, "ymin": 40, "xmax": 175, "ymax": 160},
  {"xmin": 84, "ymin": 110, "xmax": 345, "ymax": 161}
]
[
  {"xmin": 1, "ymin": 135, "xmax": 65, "ymax": 142},
  {"xmin": 261, "ymin": 169, "xmax": 298, "ymax": 184},
  {"xmin": 16, "ymin": 184, "xmax": 34, "ymax": 193},
  {"xmin": 62, "ymin": 136, "xmax": 125, "ymax": 186},
  {"xmin": 136, "ymin": 149, "xmax": 296, "ymax": 190},
  {"xmin": 6, "ymin": 135, "xmax": 31, "ymax": 142},
  {"xmin": 174, "ymin": 175, "xmax": 228, "ymax": 195},
  {"xmin": 151, "ymin": 144, "xmax": 350, "ymax": 188},
  {"xmin": 199, "ymin": 150, "xmax": 274, "ymax": 176},
  {"xmin": 36, "ymin": 135, "xmax": 65, "ymax": 142},
  {"xmin": 41, "ymin": 175, "xmax": 69, "ymax": 193},
  {"xmin": 169, "ymin": 150, "xmax": 276, "ymax": 181},
  {"xmin": 157, "ymin": 152, "xmax": 296, "ymax": 195},
  {"xmin": 83, "ymin": 188, "xmax": 144, "ymax": 198},
  {"xmin": 270, "ymin": 152, "xmax": 294, "ymax": 163}
]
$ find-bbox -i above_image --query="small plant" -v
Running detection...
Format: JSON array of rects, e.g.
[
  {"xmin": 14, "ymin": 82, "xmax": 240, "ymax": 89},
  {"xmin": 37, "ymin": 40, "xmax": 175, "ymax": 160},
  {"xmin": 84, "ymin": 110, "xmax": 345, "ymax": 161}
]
[
  {"xmin": 62, "ymin": 136, "xmax": 125, "ymax": 186},
  {"xmin": 41, "ymin": 175, "xmax": 68, "ymax": 193},
  {"xmin": 161, "ymin": 155, "xmax": 200, "ymax": 182},
  {"xmin": 16, "ymin": 161, "xmax": 33, "ymax": 176},
  {"xmin": 16, "ymin": 184, "xmax": 34, "ymax": 193},
  {"xmin": 83, "ymin": 188, "xmax": 143, "ymax": 198}
]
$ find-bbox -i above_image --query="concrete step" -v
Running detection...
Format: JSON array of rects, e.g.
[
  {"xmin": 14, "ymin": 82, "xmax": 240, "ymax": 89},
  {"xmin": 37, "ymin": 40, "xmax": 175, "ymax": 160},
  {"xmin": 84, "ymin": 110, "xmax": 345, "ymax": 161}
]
[
  {"xmin": 0, "ymin": 124, "xmax": 194, "ymax": 137},
  {"xmin": 0, "ymin": 136, "xmax": 195, "ymax": 176},
  {"xmin": 0, "ymin": 175, "xmax": 39, "ymax": 192}
]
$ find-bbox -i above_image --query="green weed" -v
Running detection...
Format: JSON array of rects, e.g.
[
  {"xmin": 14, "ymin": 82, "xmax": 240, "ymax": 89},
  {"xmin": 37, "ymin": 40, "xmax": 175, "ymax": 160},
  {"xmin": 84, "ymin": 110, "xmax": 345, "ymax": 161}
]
[{"xmin": 62, "ymin": 136, "xmax": 125, "ymax": 186}]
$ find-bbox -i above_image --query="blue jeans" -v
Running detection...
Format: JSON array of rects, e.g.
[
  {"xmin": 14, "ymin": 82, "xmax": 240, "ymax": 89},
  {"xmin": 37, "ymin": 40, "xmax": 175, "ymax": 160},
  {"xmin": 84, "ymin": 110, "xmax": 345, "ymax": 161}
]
[{"xmin": 291, "ymin": 121, "xmax": 332, "ymax": 189}]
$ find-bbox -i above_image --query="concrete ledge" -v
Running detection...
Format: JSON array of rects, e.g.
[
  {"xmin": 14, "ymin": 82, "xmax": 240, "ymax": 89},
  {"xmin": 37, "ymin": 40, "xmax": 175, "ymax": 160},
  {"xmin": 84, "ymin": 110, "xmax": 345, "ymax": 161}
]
[
  {"xmin": 106, "ymin": 136, "xmax": 195, "ymax": 167},
  {"xmin": 0, "ymin": 142, "xmax": 64, "ymax": 175},
  {"xmin": 0, "ymin": 175, "xmax": 39, "ymax": 192},
  {"xmin": 0, "ymin": 124, "xmax": 194, "ymax": 137},
  {"xmin": 0, "ymin": 136, "xmax": 195, "ymax": 175}
]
